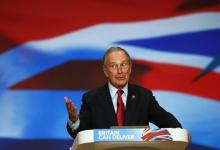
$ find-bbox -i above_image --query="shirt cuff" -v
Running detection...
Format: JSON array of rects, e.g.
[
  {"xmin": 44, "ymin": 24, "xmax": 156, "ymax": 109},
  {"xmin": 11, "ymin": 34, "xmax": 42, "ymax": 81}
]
[{"xmin": 68, "ymin": 118, "xmax": 80, "ymax": 131}]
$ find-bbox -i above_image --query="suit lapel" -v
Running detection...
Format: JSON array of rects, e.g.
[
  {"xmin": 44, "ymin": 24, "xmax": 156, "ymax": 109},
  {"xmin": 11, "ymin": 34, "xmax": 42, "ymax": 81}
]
[
  {"xmin": 100, "ymin": 84, "xmax": 118, "ymax": 126},
  {"xmin": 124, "ymin": 84, "xmax": 140, "ymax": 125}
]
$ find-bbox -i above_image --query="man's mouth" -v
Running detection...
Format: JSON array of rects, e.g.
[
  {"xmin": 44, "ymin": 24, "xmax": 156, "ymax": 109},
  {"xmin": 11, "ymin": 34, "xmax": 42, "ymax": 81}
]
[{"xmin": 116, "ymin": 76, "xmax": 126, "ymax": 80}]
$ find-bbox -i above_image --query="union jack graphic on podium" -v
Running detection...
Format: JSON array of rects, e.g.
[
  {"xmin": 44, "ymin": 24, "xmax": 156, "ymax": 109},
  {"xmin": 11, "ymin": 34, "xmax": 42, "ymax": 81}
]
[{"xmin": 141, "ymin": 128, "xmax": 173, "ymax": 142}]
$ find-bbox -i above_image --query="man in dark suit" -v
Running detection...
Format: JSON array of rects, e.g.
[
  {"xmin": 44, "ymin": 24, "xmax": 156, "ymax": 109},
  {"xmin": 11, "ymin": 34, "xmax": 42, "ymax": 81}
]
[{"xmin": 65, "ymin": 46, "xmax": 182, "ymax": 138}]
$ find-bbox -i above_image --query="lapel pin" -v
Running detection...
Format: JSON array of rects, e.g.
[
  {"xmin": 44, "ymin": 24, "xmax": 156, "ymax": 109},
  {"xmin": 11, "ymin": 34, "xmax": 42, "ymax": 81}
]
[{"xmin": 131, "ymin": 95, "xmax": 135, "ymax": 100}]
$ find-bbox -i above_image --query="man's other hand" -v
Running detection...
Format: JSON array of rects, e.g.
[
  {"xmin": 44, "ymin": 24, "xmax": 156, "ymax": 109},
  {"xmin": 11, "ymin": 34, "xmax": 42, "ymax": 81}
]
[{"xmin": 64, "ymin": 96, "xmax": 78, "ymax": 122}]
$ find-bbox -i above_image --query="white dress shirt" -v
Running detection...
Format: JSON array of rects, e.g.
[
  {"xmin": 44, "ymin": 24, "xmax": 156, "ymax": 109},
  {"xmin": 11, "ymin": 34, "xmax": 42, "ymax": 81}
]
[{"xmin": 108, "ymin": 82, "xmax": 128, "ymax": 112}]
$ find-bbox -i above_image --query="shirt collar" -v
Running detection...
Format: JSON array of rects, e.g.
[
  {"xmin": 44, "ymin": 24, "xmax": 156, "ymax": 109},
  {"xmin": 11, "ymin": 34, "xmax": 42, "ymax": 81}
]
[{"xmin": 108, "ymin": 82, "xmax": 128, "ymax": 98}]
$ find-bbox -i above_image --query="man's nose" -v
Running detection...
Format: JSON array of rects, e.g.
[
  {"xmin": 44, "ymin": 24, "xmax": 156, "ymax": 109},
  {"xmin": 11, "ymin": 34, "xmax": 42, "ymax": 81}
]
[{"xmin": 117, "ymin": 66, "xmax": 123, "ymax": 73}]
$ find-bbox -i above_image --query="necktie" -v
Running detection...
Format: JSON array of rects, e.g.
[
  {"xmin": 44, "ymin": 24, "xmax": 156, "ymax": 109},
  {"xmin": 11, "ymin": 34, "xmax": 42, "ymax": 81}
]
[{"xmin": 116, "ymin": 89, "xmax": 124, "ymax": 126}]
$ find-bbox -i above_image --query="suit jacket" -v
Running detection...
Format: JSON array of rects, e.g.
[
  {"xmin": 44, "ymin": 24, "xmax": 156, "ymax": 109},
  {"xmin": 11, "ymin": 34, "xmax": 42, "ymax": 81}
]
[{"xmin": 67, "ymin": 83, "xmax": 182, "ymax": 138}]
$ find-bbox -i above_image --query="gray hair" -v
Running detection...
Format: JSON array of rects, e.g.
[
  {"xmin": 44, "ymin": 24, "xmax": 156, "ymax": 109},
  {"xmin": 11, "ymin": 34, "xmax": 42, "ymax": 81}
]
[{"xmin": 102, "ymin": 46, "xmax": 131, "ymax": 65}]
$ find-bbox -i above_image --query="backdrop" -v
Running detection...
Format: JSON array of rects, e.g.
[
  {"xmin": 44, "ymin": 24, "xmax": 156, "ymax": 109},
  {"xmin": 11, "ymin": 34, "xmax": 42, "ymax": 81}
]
[{"xmin": 0, "ymin": 0, "xmax": 220, "ymax": 150}]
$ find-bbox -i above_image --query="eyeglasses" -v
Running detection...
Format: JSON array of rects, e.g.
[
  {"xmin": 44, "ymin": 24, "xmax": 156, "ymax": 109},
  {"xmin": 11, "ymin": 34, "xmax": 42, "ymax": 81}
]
[{"xmin": 106, "ymin": 62, "xmax": 130, "ymax": 70}]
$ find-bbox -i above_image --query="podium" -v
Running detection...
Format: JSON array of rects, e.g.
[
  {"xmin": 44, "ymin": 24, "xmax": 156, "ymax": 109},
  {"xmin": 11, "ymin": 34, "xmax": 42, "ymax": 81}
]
[{"xmin": 71, "ymin": 128, "xmax": 189, "ymax": 150}]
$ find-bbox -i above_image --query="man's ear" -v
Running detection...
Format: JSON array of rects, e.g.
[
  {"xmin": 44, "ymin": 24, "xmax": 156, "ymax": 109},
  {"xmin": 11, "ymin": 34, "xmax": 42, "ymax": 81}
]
[
  {"xmin": 103, "ymin": 65, "xmax": 108, "ymax": 77},
  {"xmin": 129, "ymin": 61, "xmax": 132, "ymax": 74}
]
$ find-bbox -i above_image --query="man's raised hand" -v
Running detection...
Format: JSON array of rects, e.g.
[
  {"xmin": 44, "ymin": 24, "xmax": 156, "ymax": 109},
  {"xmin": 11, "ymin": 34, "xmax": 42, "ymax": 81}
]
[{"xmin": 64, "ymin": 96, "xmax": 78, "ymax": 122}]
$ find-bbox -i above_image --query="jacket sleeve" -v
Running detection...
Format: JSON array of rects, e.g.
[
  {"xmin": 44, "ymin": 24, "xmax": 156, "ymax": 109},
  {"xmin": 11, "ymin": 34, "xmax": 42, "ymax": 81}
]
[
  {"xmin": 66, "ymin": 93, "xmax": 92, "ymax": 139},
  {"xmin": 148, "ymin": 95, "xmax": 182, "ymax": 128}
]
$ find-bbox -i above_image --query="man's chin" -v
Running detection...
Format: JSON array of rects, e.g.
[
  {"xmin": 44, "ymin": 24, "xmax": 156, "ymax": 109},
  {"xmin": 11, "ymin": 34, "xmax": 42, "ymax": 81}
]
[{"xmin": 114, "ymin": 82, "xmax": 127, "ymax": 88}]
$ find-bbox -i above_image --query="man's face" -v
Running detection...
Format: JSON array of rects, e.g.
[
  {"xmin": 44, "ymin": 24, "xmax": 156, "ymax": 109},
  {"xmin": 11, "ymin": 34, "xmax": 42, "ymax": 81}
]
[{"xmin": 103, "ymin": 50, "xmax": 132, "ymax": 89}]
